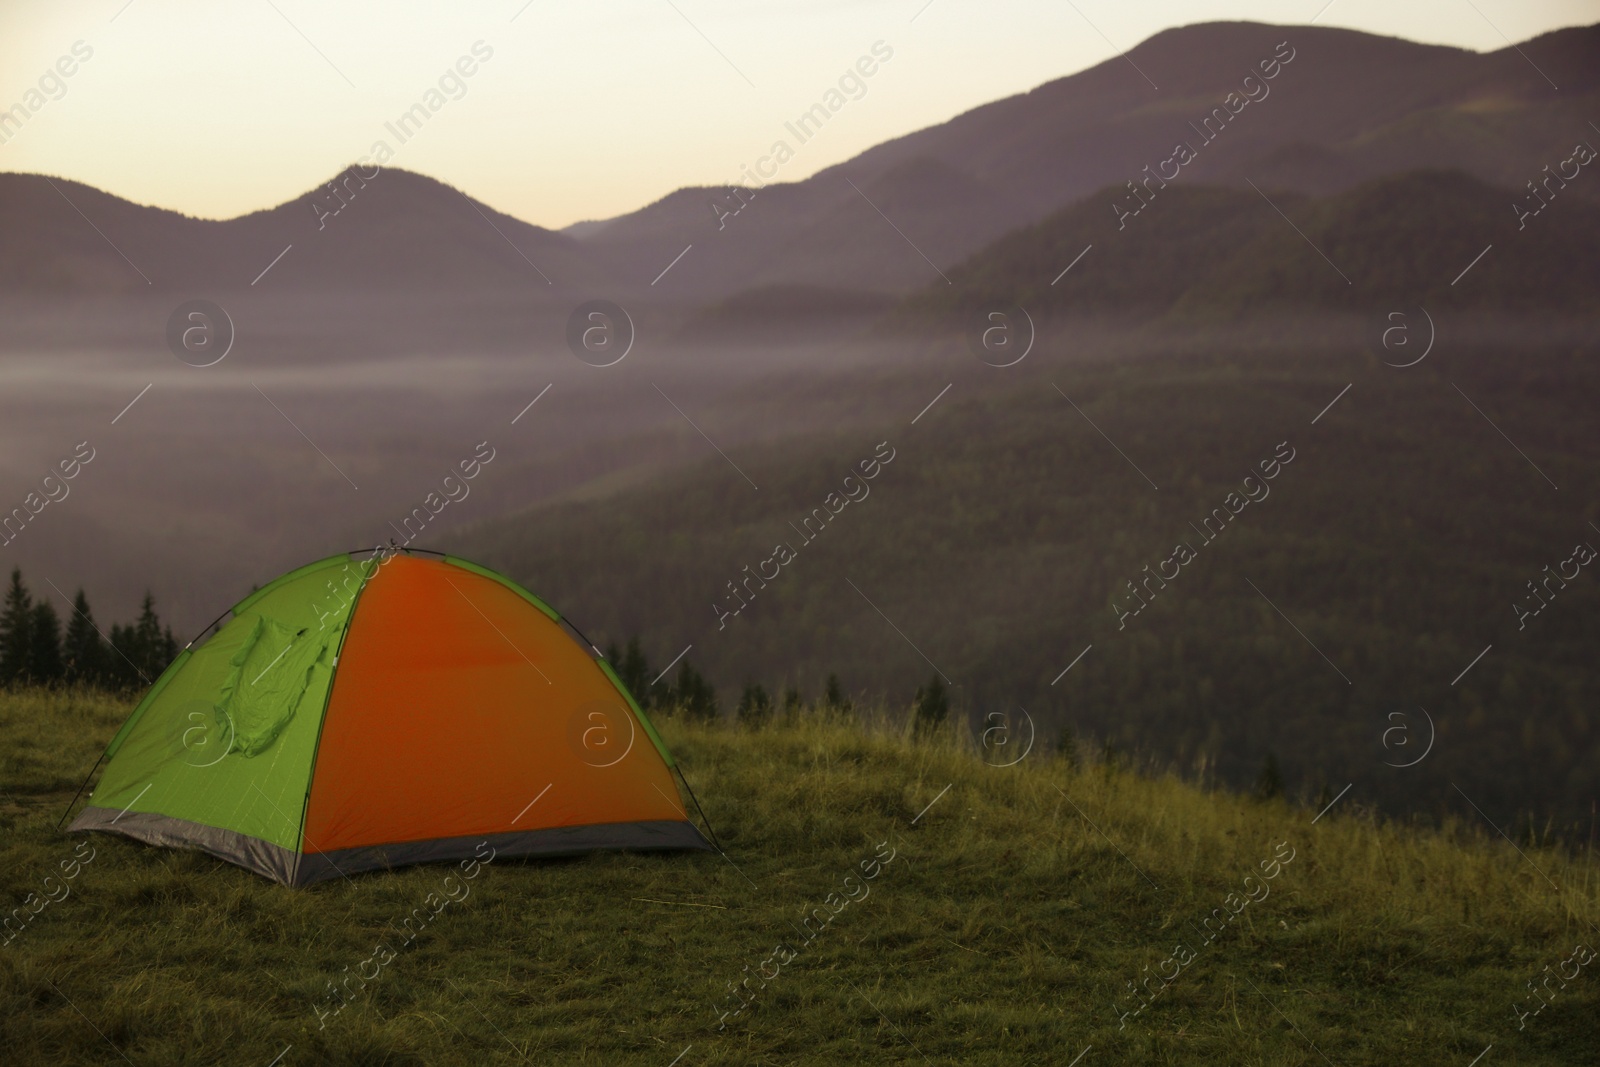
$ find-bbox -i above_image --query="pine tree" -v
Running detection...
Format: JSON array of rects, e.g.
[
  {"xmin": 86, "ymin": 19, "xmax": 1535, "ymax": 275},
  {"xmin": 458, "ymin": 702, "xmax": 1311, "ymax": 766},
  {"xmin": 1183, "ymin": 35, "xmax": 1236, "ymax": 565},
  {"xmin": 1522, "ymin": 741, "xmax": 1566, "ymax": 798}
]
[
  {"xmin": 115, "ymin": 592, "xmax": 179, "ymax": 683},
  {"xmin": 1055, "ymin": 723, "xmax": 1080, "ymax": 770},
  {"xmin": 0, "ymin": 569, "xmax": 32, "ymax": 686},
  {"xmin": 620, "ymin": 637, "xmax": 653, "ymax": 709},
  {"xmin": 133, "ymin": 593, "xmax": 163, "ymax": 679},
  {"xmin": 106, "ymin": 622, "xmax": 149, "ymax": 691},
  {"xmin": 912, "ymin": 676, "xmax": 949, "ymax": 738},
  {"xmin": 1254, "ymin": 752, "xmax": 1285, "ymax": 802},
  {"xmin": 105, "ymin": 623, "xmax": 133, "ymax": 689},
  {"xmin": 604, "ymin": 637, "xmax": 656, "ymax": 709},
  {"xmin": 781, "ymin": 685, "xmax": 803, "ymax": 727},
  {"xmin": 823, "ymin": 673, "xmax": 852, "ymax": 716},
  {"xmin": 27, "ymin": 600, "xmax": 63, "ymax": 684},
  {"xmin": 62, "ymin": 590, "xmax": 104, "ymax": 685},
  {"xmin": 736, "ymin": 683, "xmax": 772, "ymax": 729},
  {"xmin": 673, "ymin": 660, "xmax": 717, "ymax": 722}
]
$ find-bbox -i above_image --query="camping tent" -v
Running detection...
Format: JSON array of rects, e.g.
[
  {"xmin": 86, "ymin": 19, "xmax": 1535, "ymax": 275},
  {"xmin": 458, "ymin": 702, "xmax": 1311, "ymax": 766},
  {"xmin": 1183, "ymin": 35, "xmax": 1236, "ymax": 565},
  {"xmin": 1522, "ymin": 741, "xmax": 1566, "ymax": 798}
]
[{"xmin": 67, "ymin": 550, "xmax": 710, "ymax": 886}]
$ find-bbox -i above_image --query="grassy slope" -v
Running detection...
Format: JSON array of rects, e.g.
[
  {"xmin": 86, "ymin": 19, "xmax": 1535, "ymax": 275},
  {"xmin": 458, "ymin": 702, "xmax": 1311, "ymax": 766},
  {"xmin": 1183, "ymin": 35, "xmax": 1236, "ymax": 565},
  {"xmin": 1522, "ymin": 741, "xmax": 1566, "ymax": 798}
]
[{"xmin": 2, "ymin": 688, "xmax": 1596, "ymax": 1065}]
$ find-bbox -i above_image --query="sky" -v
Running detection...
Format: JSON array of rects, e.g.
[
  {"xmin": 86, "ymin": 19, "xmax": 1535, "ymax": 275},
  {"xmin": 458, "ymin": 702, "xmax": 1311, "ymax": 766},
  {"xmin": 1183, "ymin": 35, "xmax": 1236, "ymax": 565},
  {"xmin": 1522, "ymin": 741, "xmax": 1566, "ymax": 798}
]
[{"xmin": 0, "ymin": 0, "xmax": 1593, "ymax": 230}]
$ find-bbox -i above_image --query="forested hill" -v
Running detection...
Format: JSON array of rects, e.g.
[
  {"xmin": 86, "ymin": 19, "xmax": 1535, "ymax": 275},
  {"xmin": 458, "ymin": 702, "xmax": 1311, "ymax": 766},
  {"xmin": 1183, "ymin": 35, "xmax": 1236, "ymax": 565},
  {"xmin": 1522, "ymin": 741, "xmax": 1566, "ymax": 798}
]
[
  {"xmin": 455, "ymin": 333, "xmax": 1600, "ymax": 833},
  {"xmin": 899, "ymin": 169, "xmax": 1600, "ymax": 322}
]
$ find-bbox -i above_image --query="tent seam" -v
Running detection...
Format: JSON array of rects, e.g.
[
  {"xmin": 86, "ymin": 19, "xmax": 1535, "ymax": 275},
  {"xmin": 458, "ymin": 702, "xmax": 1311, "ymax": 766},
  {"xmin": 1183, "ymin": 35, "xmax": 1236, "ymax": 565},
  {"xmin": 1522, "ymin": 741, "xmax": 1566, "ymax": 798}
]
[{"xmin": 289, "ymin": 552, "xmax": 381, "ymax": 886}]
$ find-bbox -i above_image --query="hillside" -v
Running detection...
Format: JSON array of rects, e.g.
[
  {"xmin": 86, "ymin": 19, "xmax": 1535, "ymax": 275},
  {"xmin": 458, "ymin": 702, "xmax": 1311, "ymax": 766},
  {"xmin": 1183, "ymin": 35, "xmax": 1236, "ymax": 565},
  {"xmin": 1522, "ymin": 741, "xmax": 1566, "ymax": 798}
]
[
  {"xmin": 898, "ymin": 169, "xmax": 1600, "ymax": 322},
  {"xmin": 3, "ymin": 688, "xmax": 1595, "ymax": 1065},
  {"xmin": 453, "ymin": 334, "xmax": 1600, "ymax": 829},
  {"xmin": 673, "ymin": 283, "xmax": 897, "ymax": 344}
]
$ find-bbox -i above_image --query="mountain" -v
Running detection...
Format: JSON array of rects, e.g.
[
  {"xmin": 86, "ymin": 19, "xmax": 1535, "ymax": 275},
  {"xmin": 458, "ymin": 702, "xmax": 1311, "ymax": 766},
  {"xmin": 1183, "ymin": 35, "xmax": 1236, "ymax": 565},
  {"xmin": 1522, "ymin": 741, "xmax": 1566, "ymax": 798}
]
[
  {"xmin": 3, "ymin": 21, "xmax": 1595, "ymax": 302},
  {"xmin": 569, "ymin": 21, "xmax": 1600, "ymax": 298},
  {"xmin": 0, "ymin": 167, "xmax": 594, "ymax": 295},
  {"xmin": 897, "ymin": 169, "xmax": 1600, "ymax": 322}
]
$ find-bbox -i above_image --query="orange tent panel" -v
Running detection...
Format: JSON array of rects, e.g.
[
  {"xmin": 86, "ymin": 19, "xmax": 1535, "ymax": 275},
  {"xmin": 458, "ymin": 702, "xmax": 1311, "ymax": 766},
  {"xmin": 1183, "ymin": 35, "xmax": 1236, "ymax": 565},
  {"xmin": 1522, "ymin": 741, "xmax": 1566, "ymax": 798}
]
[{"xmin": 304, "ymin": 555, "xmax": 689, "ymax": 855}]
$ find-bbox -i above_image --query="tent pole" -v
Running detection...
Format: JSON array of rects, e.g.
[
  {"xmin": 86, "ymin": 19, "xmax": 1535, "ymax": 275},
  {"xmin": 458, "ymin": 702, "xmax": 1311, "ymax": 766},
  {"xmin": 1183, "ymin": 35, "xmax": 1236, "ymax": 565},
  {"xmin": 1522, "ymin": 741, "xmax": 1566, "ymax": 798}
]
[
  {"xmin": 184, "ymin": 606, "xmax": 234, "ymax": 650},
  {"xmin": 562, "ymin": 616, "xmax": 605, "ymax": 658},
  {"xmin": 57, "ymin": 751, "xmax": 105, "ymax": 831},
  {"xmin": 674, "ymin": 764, "xmax": 723, "ymax": 852}
]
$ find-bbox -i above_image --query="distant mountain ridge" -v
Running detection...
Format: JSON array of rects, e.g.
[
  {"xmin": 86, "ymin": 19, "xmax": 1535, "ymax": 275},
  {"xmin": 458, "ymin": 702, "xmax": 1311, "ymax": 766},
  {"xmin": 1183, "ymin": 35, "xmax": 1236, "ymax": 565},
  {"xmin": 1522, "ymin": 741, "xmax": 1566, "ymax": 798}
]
[
  {"xmin": 897, "ymin": 168, "xmax": 1600, "ymax": 322},
  {"xmin": 0, "ymin": 167, "xmax": 595, "ymax": 296},
  {"xmin": 567, "ymin": 20, "xmax": 1598, "ymax": 299},
  {"xmin": 0, "ymin": 20, "xmax": 1595, "ymax": 300}
]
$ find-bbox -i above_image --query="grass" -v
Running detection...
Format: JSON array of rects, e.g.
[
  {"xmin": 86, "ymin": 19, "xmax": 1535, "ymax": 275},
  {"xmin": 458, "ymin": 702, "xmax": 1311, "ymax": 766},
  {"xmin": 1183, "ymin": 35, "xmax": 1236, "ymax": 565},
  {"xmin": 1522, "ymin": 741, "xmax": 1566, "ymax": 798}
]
[{"xmin": 2, "ymin": 687, "xmax": 1597, "ymax": 1065}]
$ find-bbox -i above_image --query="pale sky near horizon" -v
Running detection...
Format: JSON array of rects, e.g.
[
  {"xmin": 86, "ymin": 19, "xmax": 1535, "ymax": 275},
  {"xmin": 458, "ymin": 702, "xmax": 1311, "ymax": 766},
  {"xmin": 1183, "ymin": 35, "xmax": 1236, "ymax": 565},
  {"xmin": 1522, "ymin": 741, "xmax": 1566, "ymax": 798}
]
[{"xmin": 0, "ymin": 1, "xmax": 1592, "ymax": 229}]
